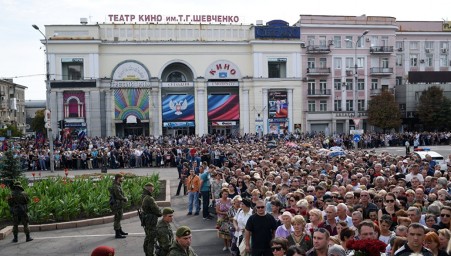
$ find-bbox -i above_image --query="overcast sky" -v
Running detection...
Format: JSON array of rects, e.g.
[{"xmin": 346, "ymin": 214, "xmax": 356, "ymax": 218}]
[{"xmin": 1, "ymin": 0, "xmax": 450, "ymax": 100}]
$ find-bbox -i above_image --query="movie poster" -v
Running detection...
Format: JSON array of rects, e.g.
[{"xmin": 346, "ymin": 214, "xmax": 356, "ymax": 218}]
[{"xmin": 268, "ymin": 91, "xmax": 288, "ymax": 118}]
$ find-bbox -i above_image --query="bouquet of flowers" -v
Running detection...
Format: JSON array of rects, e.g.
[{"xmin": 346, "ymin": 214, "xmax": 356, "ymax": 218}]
[{"xmin": 346, "ymin": 239, "xmax": 386, "ymax": 256}]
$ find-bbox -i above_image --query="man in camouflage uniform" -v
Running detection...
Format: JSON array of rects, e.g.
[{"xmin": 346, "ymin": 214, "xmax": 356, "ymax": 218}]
[
  {"xmin": 109, "ymin": 173, "xmax": 128, "ymax": 238},
  {"xmin": 157, "ymin": 207, "xmax": 175, "ymax": 256},
  {"xmin": 142, "ymin": 182, "xmax": 162, "ymax": 256},
  {"xmin": 168, "ymin": 226, "xmax": 198, "ymax": 256},
  {"xmin": 7, "ymin": 181, "xmax": 33, "ymax": 242}
]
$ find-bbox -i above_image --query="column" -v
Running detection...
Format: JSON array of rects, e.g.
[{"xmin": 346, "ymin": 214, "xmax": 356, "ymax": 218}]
[
  {"xmin": 84, "ymin": 92, "xmax": 91, "ymax": 136},
  {"xmin": 150, "ymin": 87, "xmax": 160, "ymax": 137},
  {"xmin": 241, "ymin": 88, "xmax": 250, "ymax": 134},
  {"xmin": 105, "ymin": 90, "xmax": 113, "ymax": 136},
  {"xmin": 262, "ymin": 88, "xmax": 268, "ymax": 134},
  {"xmin": 287, "ymin": 89, "xmax": 293, "ymax": 133}
]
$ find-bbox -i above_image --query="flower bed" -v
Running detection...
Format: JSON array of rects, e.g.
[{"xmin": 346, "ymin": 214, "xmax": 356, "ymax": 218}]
[{"xmin": 0, "ymin": 172, "xmax": 160, "ymax": 225}]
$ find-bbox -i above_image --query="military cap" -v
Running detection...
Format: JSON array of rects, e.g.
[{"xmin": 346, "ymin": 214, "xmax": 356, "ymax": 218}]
[
  {"xmin": 176, "ymin": 226, "xmax": 191, "ymax": 237},
  {"xmin": 162, "ymin": 207, "xmax": 174, "ymax": 215},
  {"xmin": 144, "ymin": 182, "xmax": 154, "ymax": 187},
  {"xmin": 12, "ymin": 181, "xmax": 24, "ymax": 191},
  {"xmin": 114, "ymin": 173, "xmax": 123, "ymax": 179},
  {"xmin": 91, "ymin": 245, "xmax": 115, "ymax": 256}
]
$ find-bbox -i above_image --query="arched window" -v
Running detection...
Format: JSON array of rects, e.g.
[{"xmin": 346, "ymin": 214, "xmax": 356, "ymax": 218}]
[
  {"xmin": 68, "ymin": 98, "xmax": 79, "ymax": 117},
  {"xmin": 167, "ymin": 71, "xmax": 186, "ymax": 82}
]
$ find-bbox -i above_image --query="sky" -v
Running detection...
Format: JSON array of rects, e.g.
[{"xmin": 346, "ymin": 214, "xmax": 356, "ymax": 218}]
[{"xmin": 1, "ymin": 0, "xmax": 450, "ymax": 100}]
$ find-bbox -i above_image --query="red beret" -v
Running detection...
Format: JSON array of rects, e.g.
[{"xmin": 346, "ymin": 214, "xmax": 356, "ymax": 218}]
[{"xmin": 91, "ymin": 246, "xmax": 115, "ymax": 256}]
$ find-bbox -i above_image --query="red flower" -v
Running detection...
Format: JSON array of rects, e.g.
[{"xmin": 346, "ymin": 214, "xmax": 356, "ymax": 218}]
[
  {"xmin": 346, "ymin": 239, "xmax": 386, "ymax": 256},
  {"xmin": 32, "ymin": 196, "xmax": 40, "ymax": 203},
  {"xmin": 32, "ymin": 172, "xmax": 35, "ymax": 177},
  {"xmin": 304, "ymin": 235, "xmax": 310, "ymax": 241}
]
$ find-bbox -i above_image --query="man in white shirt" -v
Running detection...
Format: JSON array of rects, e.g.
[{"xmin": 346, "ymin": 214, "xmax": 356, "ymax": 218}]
[
  {"xmin": 335, "ymin": 203, "xmax": 353, "ymax": 227},
  {"xmin": 405, "ymin": 163, "xmax": 424, "ymax": 183}
]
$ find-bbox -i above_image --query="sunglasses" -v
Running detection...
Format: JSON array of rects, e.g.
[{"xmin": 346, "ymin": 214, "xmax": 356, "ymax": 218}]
[
  {"xmin": 271, "ymin": 246, "xmax": 283, "ymax": 252},
  {"xmin": 441, "ymin": 214, "xmax": 451, "ymax": 218},
  {"xmin": 256, "ymin": 206, "xmax": 265, "ymax": 209},
  {"xmin": 351, "ymin": 179, "xmax": 357, "ymax": 181},
  {"xmin": 375, "ymin": 200, "xmax": 383, "ymax": 203},
  {"xmin": 307, "ymin": 190, "xmax": 314, "ymax": 192},
  {"xmin": 314, "ymin": 227, "xmax": 328, "ymax": 233},
  {"xmin": 385, "ymin": 200, "xmax": 395, "ymax": 203}
]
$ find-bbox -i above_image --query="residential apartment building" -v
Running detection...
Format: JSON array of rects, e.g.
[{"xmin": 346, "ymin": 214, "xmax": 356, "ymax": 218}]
[{"xmin": 0, "ymin": 79, "xmax": 27, "ymax": 133}]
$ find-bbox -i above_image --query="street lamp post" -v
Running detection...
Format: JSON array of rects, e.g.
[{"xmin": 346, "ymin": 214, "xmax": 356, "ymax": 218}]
[{"xmin": 32, "ymin": 24, "xmax": 55, "ymax": 173}]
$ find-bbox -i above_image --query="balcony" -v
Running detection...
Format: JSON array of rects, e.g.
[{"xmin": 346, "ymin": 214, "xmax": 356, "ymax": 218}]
[
  {"xmin": 306, "ymin": 45, "xmax": 331, "ymax": 54},
  {"xmin": 370, "ymin": 46, "xmax": 394, "ymax": 54},
  {"xmin": 370, "ymin": 67, "xmax": 393, "ymax": 76},
  {"xmin": 370, "ymin": 88, "xmax": 395, "ymax": 96},
  {"xmin": 306, "ymin": 68, "xmax": 331, "ymax": 76},
  {"xmin": 307, "ymin": 89, "xmax": 331, "ymax": 97}
]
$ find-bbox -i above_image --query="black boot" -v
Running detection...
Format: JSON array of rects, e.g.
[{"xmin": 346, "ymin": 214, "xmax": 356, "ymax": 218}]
[
  {"xmin": 115, "ymin": 230, "xmax": 126, "ymax": 239},
  {"xmin": 26, "ymin": 234, "xmax": 33, "ymax": 242},
  {"xmin": 119, "ymin": 229, "xmax": 128, "ymax": 236},
  {"xmin": 12, "ymin": 234, "xmax": 18, "ymax": 243}
]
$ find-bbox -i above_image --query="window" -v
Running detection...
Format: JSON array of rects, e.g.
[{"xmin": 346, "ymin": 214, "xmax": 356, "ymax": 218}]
[
  {"xmin": 381, "ymin": 36, "xmax": 388, "ymax": 46},
  {"xmin": 396, "ymin": 76, "xmax": 403, "ymax": 86},
  {"xmin": 357, "ymin": 35, "xmax": 365, "ymax": 47},
  {"xmin": 371, "ymin": 79, "xmax": 378, "ymax": 90},
  {"xmin": 334, "ymin": 100, "xmax": 342, "ymax": 111},
  {"xmin": 425, "ymin": 54, "xmax": 433, "ymax": 67},
  {"xmin": 62, "ymin": 58, "xmax": 83, "ymax": 80},
  {"xmin": 308, "ymin": 58, "xmax": 316, "ymax": 69},
  {"xmin": 440, "ymin": 41, "xmax": 449, "ymax": 51},
  {"xmin": 440, "ymin": 54, "xmax": 449, "ymax": 67},
  {"xmin": 357, "ymin": 79, "xmax": 365, "ymax": 90},
  {"xmin": 268, "ymin": 58, "xmax": 287, "ymax": 78},
  {"xmin": 319, "ymin": 36, "xmax": 327, "ymax": 47},
  {"xmin": 308, "ymin": 101, "xmax": 315, "ymax": 112},
  {"xmin": 396, "ymin": 41, "xmax": 404, "ymax": 50},
  {"xmin": 410, "ymin": 41, "xmax": 418, "ymax": 50},
  {"xmin": 68, "ymin": 98, "xmax": 81, "ymax": 117},
  {"xmin": 381, "ymin": 58, "xmax": 389, "ymax": 68},
  {"xmin": 425, "ymin": 41, "xmax": 434, "ymax": 50},
  {"xmin": 319, "ymin": 58, "xmax": 327, "ymax": 68},
  {"xmin": 319, "ymin": 100, "xmax": 327, "ymax": 111},
  {"xmin": 334, "ymin": 79, "xmax": 342, "ymax": 90},
  {"xmin": 345, "ymin": 57, "xmax": 353, "ymax": 69},
  {"xmin": 308, "ymin": 81, "xmax": 316, "ymax": 95},
  {"xmin": 334, "ymin": 36, "xmax": 341, "ymax": 48},
  {"xmin": 346, "ymin": 79, "xmax": 353, "ymax": 90},
  {"xmin": 307, "ymin": 36, "xmax": 315, "ymax": 46},
  {"xmin": 357, "ymin": 57, "xmax": 364, "ymax": 68},
  {"xmin": 345, "ymin": 36, "xmax": 353, "ymax": 48},
  {"xmin": 334, "ymin": 57, "xmax": 342, "ymax": 69},
  {"xmin": 396, "ymin": 54, "xmax": 403, "ymax": 66},
  {"xmin": 319, "ymin": 80, "xmax": 327, "ymax": 94},
  {"xmin": 346, "ymin": 100, "xmax": 353, "ymax": 111},
  {"xmin": 358, "ymin": 100, "xmax": 365, "ymax": 111},
  {"xmin": 410, "ymin": 54, "xmax": 418, "ymax": 66},
  {"xmin": 167, "ymin": 71, "xmax": 187, "ymax": 82}
]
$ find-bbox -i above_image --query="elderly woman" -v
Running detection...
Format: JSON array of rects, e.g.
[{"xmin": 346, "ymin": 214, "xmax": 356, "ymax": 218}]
[
  {"xmin": 216, "ymin": 189, "xmax": 232, "ymax": 251},
  {"xmin": 438, "ymin": 228, "xmax": 451, "ymax": 252},
  {"xmin": 275, "ymin": 211, "xmax": 294, "ymax": 238},
  {"xmin": 270, "ymin": 237, "xmax": 289, "ymax": 256},
  {"xmin": 424, "ymin": 231, "xmax": 449, "ymax": 256},
  {"xmin": 287, "ymin": 215, "xmax": 312, "ymax": 252},
  {"xmin": 305, "ymin": 208, "xmax": 324, "ymax": 237}
]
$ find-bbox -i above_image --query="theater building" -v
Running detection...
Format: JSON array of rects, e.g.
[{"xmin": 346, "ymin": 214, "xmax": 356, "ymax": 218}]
[{"xmin": 42, "ymin": 19, "xmax": 302, "ymax": 137}]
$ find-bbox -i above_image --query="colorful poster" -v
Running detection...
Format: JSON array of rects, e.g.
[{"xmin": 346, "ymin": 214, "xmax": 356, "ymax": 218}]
[
  {"xmin": 207, "ymin": 93, "xmax": 240, "ymax": 120},
  {"xmin": 268, "ymin": 91, "xmax": 288, "ymax": 118},
  {"xmin": 114, "ymin": 89, "xmax": 149, "ymax": 120},
  {"xmin": 162, "ymin": 94, "xmax": 195, "ymax": 121}
]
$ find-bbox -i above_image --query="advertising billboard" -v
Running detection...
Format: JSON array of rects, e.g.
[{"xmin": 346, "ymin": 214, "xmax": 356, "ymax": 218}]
[
  {"xmin": 268, "ymin": 91, "xmax": 288, "ymax": 118},
  {"xmin": 162, "ymin": 94, "xmax": 195, "ymax": 121},
  {"xmin": 207, "ymin": 93, "xmax": 239, "ymax": 121}
]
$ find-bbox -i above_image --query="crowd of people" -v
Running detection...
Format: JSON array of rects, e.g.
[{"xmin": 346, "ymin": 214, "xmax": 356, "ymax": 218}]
[{"xmin": 3, "ymin": 131, "xmax": 451, "ymax": 255}]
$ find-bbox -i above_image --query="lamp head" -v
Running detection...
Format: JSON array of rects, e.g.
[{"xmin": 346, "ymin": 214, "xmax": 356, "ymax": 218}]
[
  {"xmin": 363, "ymin": 30, "xmax": 369, "ymax": 36},
  {"xmin": 32, "ymin": 24, "xmax": 39, "ymax": 30}
]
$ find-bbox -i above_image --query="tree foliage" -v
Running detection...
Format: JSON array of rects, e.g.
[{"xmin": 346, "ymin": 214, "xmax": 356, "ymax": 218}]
[
  {"xmin": 0, "ymin": 124, "xmax": 23, "ymax": 137},
  {"xmin": 417, "ymin": 86, "xmax": 451, "ymax": 131},
  {"xmin": 367, "ymin": 90, "xmax": 401, "ymax": 131},
  {"xmin": 31, "ymin": 109, "xmax": 46, "ymax": 134},
  {"xmin": 0, "ymin": 149, "xmax": 23, "ymax": 187}
]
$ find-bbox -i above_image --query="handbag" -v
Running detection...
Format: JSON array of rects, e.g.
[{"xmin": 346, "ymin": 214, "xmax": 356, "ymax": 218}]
[{"xmin": 238, "ymin": 238, "xmax": 248, "ymax": 256}]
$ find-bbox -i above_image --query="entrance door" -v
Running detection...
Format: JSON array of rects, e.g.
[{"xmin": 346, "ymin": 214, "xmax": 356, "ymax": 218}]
[
  {"xmin": 124, "ymin": 127, "xmax": 143, "ymax": 136},
  {"xmin": 212, "ymin": 127, "xmax": 231, "ymax": 136}
]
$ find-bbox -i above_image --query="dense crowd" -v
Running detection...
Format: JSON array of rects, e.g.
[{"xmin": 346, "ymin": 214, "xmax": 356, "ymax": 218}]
[{"xmin": 2, "ymin": 131, "xmax": 451, "ymax": 255}]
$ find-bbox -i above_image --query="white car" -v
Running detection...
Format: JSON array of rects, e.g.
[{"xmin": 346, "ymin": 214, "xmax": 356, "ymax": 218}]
[{"xmin": 413, "ymin": 150, "xmax": 447, "ymax": 171}]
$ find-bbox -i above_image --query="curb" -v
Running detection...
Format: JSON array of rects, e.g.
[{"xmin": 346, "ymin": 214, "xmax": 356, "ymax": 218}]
[{"xmin": 0, "ymin": 180, "xmax": 171, "ymax": 240}]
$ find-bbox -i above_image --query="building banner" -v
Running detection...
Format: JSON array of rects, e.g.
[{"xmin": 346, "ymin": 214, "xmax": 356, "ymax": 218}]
[
  {"xmin": 207, "ymin": 93, "xmax": 239, "ymax": 120},
  {"xmin": 162, "ymin": 94, "xmax": 195, "ymax": 121},
  {"xmin": 268, "ymin": 91, "xmax": 288, "ymax": 118}
]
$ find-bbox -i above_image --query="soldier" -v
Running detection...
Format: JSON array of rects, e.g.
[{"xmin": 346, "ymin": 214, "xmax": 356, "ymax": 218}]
[
  {"xmin": 142, "ymin": 182, "xmax": 162, "ymax": 256},
  {"xmin": 157, "ymin": 207, "xmax": 175, "ymax": 256},
  {"xmin": 7, "ymin": 181, "xmax": 33, "ymax": 242},
  {"xmin": 168, "ymin": 226, "xmax": 198, "ymax": 256},
  {"xmin": 109, "ymin": 173, "xmax": 128, "ymax": 239}
]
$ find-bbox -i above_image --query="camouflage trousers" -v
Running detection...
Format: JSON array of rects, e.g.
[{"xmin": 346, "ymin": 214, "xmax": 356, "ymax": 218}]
[
  {"xmin": 12, "ymin": 214, "xmax": 30, "ymax": 235},
  {"xmin": 143, "ymin": 225, "xmax": 157, "ymax": 256},
  {"xmin": 112, "ymin": 207, "xmax": 123, "ymax": 230}
]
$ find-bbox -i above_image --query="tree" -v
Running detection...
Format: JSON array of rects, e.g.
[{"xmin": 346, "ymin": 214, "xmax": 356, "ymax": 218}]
[
  {"xmin": 31, "ymin": 109, "xmax": 46, "ymax": 134},
  {"xmin": 367, "ymin": 90, "xmax": 402, "ymax": 132},
  {"xmin": 0, "ymin": 149, "xmax": 23, "ymax": 187},
  {"xmin": 417, "ymin": 86, "xmax": 451, "ymax": 131},
  {"xmin": 0, "ymin": 124, "xmax": 23, "ymax": 137}
]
